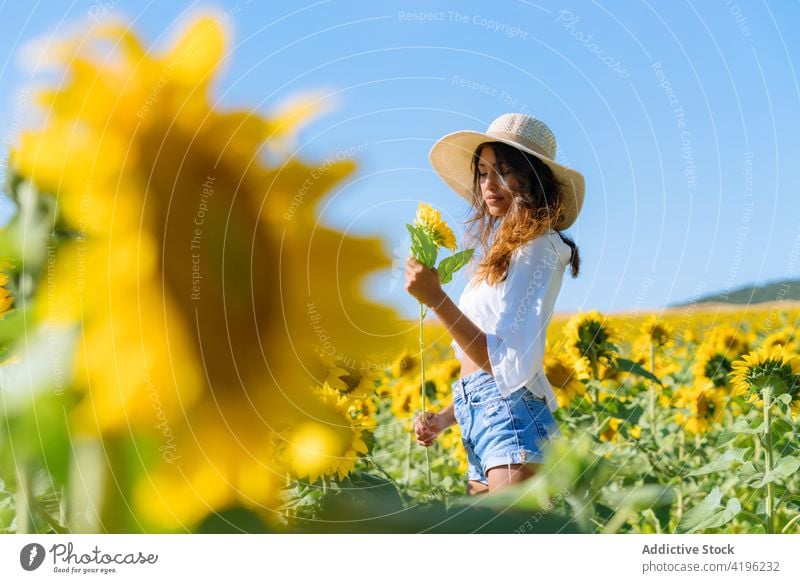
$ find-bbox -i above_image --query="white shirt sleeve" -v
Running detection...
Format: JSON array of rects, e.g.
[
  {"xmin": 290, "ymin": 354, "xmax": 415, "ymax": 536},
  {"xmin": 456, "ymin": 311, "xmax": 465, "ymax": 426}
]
[{"xmin": 485, "ymin": 235, "xmax": 565, "ymax": 396}]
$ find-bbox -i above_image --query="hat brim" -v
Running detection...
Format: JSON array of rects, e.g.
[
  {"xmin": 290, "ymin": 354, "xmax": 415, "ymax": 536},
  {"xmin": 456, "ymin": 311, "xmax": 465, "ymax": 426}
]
[{"xmin": 429, "ymin": 130, "xmax": 585, "ymax": 230}]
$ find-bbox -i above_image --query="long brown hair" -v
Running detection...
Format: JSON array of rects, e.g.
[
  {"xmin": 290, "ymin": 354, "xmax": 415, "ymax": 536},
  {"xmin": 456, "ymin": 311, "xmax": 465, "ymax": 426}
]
[{"xmin": 464, "ymin": 141, "xmax": 580, "ymax": 285}]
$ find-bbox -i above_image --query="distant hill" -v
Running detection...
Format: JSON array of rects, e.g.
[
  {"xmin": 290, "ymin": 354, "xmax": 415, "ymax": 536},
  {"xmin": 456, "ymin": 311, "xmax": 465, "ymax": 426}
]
[{"xmin": 669, "ymin": 278, "xmax": 800, "ymax": 308}]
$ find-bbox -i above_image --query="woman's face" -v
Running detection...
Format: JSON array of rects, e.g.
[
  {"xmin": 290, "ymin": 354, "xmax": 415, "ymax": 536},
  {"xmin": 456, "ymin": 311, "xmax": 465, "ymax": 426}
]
[{"xmin": 476, "ymin": 145, "xmax": 514, "ymax": 217}]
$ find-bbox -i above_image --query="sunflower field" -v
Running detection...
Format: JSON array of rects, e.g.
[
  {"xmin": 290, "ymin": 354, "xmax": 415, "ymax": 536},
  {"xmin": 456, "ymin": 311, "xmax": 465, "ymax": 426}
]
[{"xmin": 1, "ymin": 13, "xmax": 799, "ymax": 535}]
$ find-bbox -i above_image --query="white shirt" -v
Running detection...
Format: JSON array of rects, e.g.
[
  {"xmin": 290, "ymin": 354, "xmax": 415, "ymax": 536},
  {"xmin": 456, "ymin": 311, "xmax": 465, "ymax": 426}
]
[{"xmin": 451, "ymin": 230, "xmax": 571, "ymax": 412}]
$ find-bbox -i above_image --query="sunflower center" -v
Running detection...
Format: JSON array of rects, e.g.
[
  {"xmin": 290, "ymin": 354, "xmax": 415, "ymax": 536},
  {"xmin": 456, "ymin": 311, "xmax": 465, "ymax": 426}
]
[{"xmin": 705, "ymin": 354, "xmax": 733, "ymax": 387}]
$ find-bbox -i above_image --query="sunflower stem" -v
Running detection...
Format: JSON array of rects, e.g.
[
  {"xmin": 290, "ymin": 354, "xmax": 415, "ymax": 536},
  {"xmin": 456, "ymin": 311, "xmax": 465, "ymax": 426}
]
[
  {"xmin": 419, "ymin": 301, "xmax": 433, "ymax": 492},
  {"xmin": 589, "ymin": 355, "xmax": 600, "ymax": 412},
  {"xmin": 99, "ymin": 434, "xmax": 134, "ymax": 533},
  {"xmin": 675, "ymin": 430, "xmax": 685, "ymax": 524},
  {"xmin": 14, "ymin": 464, "xmax": 33, "ymax": 534},
  {"xmin": 762, "ymin": 385, "xmax": 775, "ymax": 534},
  {"xmin": 405, "ymin": 431, "xmax": 412, "ymax": 487},
  {"xmin": 649, "ymin": 344, "xmax": 657, "ymax": 435},
  {"xmin": 589, "ymin": 355, "xmax": 599, "ymax": 386}
]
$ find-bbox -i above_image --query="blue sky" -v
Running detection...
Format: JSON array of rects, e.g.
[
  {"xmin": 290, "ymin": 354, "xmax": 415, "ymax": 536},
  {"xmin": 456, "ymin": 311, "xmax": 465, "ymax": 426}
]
[{"xmin": 1, "ymin": 0, "xmax": 798, "ymax": 319}]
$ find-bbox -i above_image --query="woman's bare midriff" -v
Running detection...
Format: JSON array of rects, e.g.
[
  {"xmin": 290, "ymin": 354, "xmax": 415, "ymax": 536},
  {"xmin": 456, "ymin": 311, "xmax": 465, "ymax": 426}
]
[{"xmin": 459, "ymin": 356, "xmax": 481, "ymax": 379}]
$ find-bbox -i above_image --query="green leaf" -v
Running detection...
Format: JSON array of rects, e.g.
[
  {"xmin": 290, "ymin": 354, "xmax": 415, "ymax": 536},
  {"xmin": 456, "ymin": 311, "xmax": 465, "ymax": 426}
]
[
  {"xmin": 716, "ymin": 420, "xmax": 764, "ymax": 443},
  {"xmin": 736, "ymin": 461, "xmax": 762, "ymax": 486},
  {"xmin": 405, "ymin": 224, "xmax": 438, "ymax": 268},
  {"xmin": 196, "ymin": 507, "xmax": 272, "ymax": 533},
  {"xmin": 611, "ymin": 357, "xmax": 662, "ymax": 386},
  {"xmin": 704, "ymin": 498, "xmax": 741, "ymax": 530},
  {"xmin": 760, "ymin": 456, "xmax": 800, "ymax": 486},
  {"xmin": 436, "ymin": 248, "xmax": 474, "ymax": 284},
  {"xmin": 603, "ymin": 484, "xmax": 674, "ymax": 509},
  {"xmin": 0, "ymin": 323, "xmax": 78, "ymax": 415},
  {"xmin": 688, "ymin": 448, "xmax": 748, "ymax": 476},
  {"xmin": 771, "ymin": 418, "xmax": 794, "ymax": 442},
  {"xmin": 677, "ymin": 487, "xmax": 741, "ymax": 533},
  {"xmin": 5, "ymin": 180, "xmax": 55, "ymax": 277}
]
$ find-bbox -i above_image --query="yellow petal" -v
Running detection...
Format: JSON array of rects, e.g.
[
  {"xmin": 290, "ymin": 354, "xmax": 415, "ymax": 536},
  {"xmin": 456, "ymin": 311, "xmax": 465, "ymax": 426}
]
[{"xmin": 163, "ymin": 15, "xmax": 227, "ymax": 86}]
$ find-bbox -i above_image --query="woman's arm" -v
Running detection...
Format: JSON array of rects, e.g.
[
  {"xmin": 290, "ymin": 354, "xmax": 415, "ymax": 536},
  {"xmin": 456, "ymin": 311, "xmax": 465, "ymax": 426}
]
[
  {"xmin": 415, "ymin": 402, "xmax": 457, "ymax": 446},
  {"xmin": 405, "ymin": 257, "xmax": 493, "ymax": 374},
  {"xmin": 436, "ymin": 402, "xmax": 456, "ymax": 426}
]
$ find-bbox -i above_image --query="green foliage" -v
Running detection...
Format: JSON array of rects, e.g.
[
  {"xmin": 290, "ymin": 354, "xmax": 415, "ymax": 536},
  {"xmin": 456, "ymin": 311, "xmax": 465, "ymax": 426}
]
[
  {"xmin": 437, "ymin": 249, "xmax": 474, "ymax": 284},
  {"xmin": 677, "ymin": 487, "xmax": 741, "ymax": 533},
  {"xmin": 612, "ymin": 357, "xmax": 663, "ymax": 385},
  {"xmin": 406, "ymin": 224, "xmax": 438, "ymax": 269}
]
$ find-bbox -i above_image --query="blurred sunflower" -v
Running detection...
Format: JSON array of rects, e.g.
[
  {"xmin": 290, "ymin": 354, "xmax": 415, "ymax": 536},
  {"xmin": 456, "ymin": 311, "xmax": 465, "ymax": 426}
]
[
  {"xmin": 562, "ymin": 310, "xmax": 619, "ymax": 379},
  {"xmin": 426, "ymin": 357, "xmax": 461, "ymax": 400},
  {"xmin": 678, "ymin": 327, "xmax": 697, "ymax": 347},
  {"xmin": 344, "ymin": 395, "xmax": 378, "ymax": 433},
  {"xmin": 283, "ymin": 384, "xmax": 370, "ymax": 483},
  {"xmin": 0, "ymin": 262, "xmax": 13, "ymax": 318},
  {"xmin": 637, "ymin": 315, "xmax": 673, "ymax": 349},
  {"xmin": 391, "ymin": 349, "xmax": 421, "ymax": 379},
  {"xmin": 761, "ymin": 330, "xmax": 799, "ymax": 354},
  {"xmin": 386, "ymin": 348, "xmax": 426, "ymax": 419},
  {"xmin": 598, "ymin": 417, "xmax": 641, "ymax": 446},
  {"xmin": 691, "ymin": 326, "xmax": 749, "ymax": 390},
  {"xmin": 598, "ymin": 417, "xmax": 622, "ymax": 443},
  {"xmin": 573, "ymin": 354, "xmax": 627, "ymax": 384},
  {"xmin": 543, "ymin": 352, "xmax": 586, "ymax": 408},
  {"xmin": 709, "ymin": 324, "xmax": 751, "ymax": 357},
  {"xmin": 414, "ymin": 202, "xmax": 457, "ymax": 251},
  {"xmin": 673, "ymin": 381, "xmax": 726, "ymax": 434},
  {"xmin": 631, "ymin": 315, "xmax": 679, "ymax": 378},
  {"xmin": 12, "ymin": 15, "xmax": 405, "ymax": 529},
  {"xmin": 317, "ymin": 352, "xmax": 381, "ymax": 401}
]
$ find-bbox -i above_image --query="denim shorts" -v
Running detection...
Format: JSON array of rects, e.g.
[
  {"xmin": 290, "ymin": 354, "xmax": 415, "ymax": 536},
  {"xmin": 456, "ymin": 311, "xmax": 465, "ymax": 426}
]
[{"xmin": 452, "ymin": 369, "xmax": 560, "ymax": 485}]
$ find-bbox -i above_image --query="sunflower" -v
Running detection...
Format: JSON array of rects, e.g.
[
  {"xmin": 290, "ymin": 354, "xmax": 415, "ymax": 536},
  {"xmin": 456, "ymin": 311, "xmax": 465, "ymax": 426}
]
[
  {"xmin": 391, "ymin": 349, "xmax": 421, "ymax": 379},
  {"xmin": 543, "ymin": 352, "xmax": 586, "ymax": 408},
  {"xmin": 692, "ymin": 326, "xmax": 750, "ymax": 390},
  {"xmin": 12, "ymin": 15, "xmax": 405, "ymax": 529},
  {"xmin": 426, "ymin": 357, "xmax": 462, "ymax": 402},
  {"xmin": 573, "ymin": 354, "xmax": 627, "ymax": 384},
  {"xmin": 0, "ymin": 262, "xmax": 13, "ymax": 318},
  {"xmin": 709, "ymin": 324, "xmax": 750, "ymax": 357},
  {"xmin": 638, "ymin": 315, "xmax": 673, "ymax": 349},
  {"xmin": 283, "ymin": 384, "xmax": 370, "ymax": 483},
  {"xmin": 597, "ymin": 417, "xmax": 641, "ymax": 448},
  {"xmin": 630, "ymin": 315, "xmax": 679, "ymax": 378},
  {"xmin": 729, "ymin": 346, "xmax": 800, "ymax": 415},
  {"xmin": 344, "ymin": 394, "xmax": 379, "ymax": 433},
  {"xmin": 317, "ymin": 352, "xmax": 380, "ymax": 401},
  {"xmin": 677, "ymin": 327, "xmax": 697, "ymax": 347},
  {"xmin": 673, "ymin": 381, "xmax": 727, "ymax": 434},
  {"xmin": 599, "ymin": 417, "xmax": 623, "ymax": 443},
  {"xmin": 414, "ymin": 202, "xmax": 457, "ymax": 251},
  {"xmin": 761, "ymin": 330, "xmax": 799, "ymax": 354},
  {"xmin": 562, "ymin": 310, "xmax": 619, "ymax": 378}
]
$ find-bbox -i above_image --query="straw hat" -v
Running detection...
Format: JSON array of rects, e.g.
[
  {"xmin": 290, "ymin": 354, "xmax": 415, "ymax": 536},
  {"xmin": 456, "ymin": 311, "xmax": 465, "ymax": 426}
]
[{"xmin": 429, "ymin": 113, "xmax": 585, "ymax": 230}]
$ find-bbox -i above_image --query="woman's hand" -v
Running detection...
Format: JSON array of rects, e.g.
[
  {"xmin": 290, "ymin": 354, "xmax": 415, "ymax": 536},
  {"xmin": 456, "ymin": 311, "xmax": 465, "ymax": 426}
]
[
  {"xmin": 405, "ymin": 257, "xmax": 445, "ymax": 308},
  {"xmin": 414, "ymin": 411, "xmax": 449, "ymax": 447}
]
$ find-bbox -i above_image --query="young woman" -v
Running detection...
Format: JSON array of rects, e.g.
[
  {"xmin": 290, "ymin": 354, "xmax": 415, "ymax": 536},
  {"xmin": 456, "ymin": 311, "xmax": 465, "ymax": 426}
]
[{"xmin": 404, "ymin": 113, "xmax": 585, "ymax": 495}]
